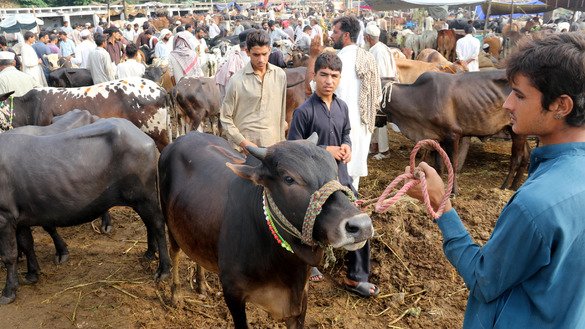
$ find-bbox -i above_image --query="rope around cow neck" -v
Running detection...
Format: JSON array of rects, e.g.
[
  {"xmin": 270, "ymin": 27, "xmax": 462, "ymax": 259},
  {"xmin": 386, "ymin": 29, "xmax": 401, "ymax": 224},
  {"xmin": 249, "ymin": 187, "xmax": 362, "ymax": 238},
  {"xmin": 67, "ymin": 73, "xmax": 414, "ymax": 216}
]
[
  {"xmin": 263, "ymin": 180, "xmax": 356, "ymax": 252},
  {"xmin": 357, "ymin": 139, "xmax": 454, "ymax": 220}
]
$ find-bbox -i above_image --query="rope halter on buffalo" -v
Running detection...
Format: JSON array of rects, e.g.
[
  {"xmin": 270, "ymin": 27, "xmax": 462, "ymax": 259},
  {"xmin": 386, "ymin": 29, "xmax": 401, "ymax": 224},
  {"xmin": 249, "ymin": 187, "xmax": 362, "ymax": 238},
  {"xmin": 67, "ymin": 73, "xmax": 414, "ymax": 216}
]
[
  {"xmin": 263, "ymin": 180, "xmax": 356, "ymax": 252},
  {"xmin": 359, "ymin": 139, "xmax": 454, "ymax": 220}
]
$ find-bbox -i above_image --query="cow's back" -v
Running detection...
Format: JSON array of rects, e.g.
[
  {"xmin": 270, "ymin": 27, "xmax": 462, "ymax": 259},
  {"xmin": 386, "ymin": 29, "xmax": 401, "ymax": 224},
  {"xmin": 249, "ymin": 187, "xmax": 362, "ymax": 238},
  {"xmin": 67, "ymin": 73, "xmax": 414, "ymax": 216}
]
[
  {"xmin": 159, "ymin": 132, "xmax": 245, "ymax": 272},
  {"xmin": 0, "ymin": 118, "xmax": 158, "ymax": 226},
  {"xmin": 13, "ymin": 78, "xmax": 170, "ymax": 150}
]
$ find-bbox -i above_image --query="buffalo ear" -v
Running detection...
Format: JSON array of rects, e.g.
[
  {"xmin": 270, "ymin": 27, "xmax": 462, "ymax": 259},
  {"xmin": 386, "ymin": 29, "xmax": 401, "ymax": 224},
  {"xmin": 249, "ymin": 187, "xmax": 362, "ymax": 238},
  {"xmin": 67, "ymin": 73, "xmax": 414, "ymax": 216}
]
[{"xmin": 226, "ymin": 162, "xmax": 264, "ymax": 185}]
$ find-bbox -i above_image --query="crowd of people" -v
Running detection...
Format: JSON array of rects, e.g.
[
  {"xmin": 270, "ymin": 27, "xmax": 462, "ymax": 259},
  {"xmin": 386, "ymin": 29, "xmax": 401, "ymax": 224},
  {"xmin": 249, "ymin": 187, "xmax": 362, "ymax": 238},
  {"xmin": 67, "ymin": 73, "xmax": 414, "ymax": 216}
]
[{"xmin": 1, "ymin": 4, "xmax": 585, "ymax": 327}]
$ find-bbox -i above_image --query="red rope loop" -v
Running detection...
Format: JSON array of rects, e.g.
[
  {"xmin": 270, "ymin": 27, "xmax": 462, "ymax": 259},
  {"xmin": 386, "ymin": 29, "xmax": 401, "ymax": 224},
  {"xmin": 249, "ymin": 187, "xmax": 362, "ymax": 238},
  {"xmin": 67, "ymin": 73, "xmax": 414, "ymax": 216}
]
[{"xmin": 373, "ymin": 139, "xmax": 454, "ymax": 219}]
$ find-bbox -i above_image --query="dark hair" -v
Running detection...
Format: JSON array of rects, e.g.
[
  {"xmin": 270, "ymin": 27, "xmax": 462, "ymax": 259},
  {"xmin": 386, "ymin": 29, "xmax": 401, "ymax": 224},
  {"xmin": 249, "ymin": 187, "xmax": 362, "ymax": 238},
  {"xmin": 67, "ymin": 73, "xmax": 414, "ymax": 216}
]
[
  {"xmin": 506, "ymin": 32, "xmax": 585, "ymax": 127},
  {"xmin": 94, "ymin": 33, "xmax": 106, "ymax": 47},
  {"xmin": 125, "ymin": 43, "xmax": 138, "ymax": 58},
  {"xmin": 142, "ymin": 22, "xmax": 149, "ymax": 30},
  {"xmin": 0, "ymin": 59, "xmax": 14, "ymax": 66},
  {"xmin": 176, "ymin": 26, "xmax": 185, "ymax": 33},
  {"xmin": 39, "ymin": 31, "xmax": 50, "ymax": 39},
  {"xmin": 0, "ymin": 35, "xmax": 6, "ymax": 46},
  {"xmin": 314, "ymin": 51, "xmax": 342, "ymax": 73},
  {"xmin": 464, "ymin": 24, "xmax": 474, "ymax": 34},
  {"xmin": 185, "ymin": 24, "xmax": 193, "ymax": 30},
  {"xmin": 58, "ymin": 30, "xmax": 67, "ymax": 36},
  {"xmin": 24, "ymin": 31, "xmax": 35, "ymax": 41},
  {"xmin": 303, "ymin": 25, "xmax": 311, "ymax": 32},
  {"xmin": 332, "ymin": 16, "xmax": 360, "ymax": 43},
  {"xmin": 49, "ymin": 34, "xmax": 59, "ymax": 42},
  {"xmin": 246, "ymin": 29, "xmax": 270, "ymax": 50},
  {"xmin": 268, "ymin": 20, "xmax": 275, "ymax": 27},
  {"xmin": 195, "ymin": 26, "xmax": 205, "ymax": 34}
]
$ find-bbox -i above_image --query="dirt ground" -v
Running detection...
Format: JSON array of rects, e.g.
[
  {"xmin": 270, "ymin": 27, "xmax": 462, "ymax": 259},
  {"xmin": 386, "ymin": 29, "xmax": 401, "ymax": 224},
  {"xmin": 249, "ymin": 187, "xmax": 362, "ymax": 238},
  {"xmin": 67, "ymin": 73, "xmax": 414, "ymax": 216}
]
[{"xmin": 0, "ymin": 131, "xmax": 523, "ymax": 329}]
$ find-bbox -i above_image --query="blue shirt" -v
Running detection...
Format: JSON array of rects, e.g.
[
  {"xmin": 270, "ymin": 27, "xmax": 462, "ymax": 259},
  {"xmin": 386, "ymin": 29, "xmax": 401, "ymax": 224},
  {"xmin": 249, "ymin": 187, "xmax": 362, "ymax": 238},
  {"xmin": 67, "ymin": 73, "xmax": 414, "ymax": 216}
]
[
  {"xmin": 287, "ymin": 93, "xmax": 353, "ymax": 191},
  {"xmin": 437, "ymin": 142, "xmax": 585, "ymax": 328},
  {"xmin": 59, "ymin": 39, "xmax": 76, "ymax": 57},
  {"xmin": 32, "ymin": 41, "xmax": 50, "ymax": 59}
]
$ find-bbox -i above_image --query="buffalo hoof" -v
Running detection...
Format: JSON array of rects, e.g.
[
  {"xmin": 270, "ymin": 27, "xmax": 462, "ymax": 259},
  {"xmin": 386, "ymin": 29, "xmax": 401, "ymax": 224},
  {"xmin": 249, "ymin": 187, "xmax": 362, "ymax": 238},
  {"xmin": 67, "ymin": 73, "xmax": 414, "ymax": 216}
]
[
  {"xmin": 0, "ymin": 294, "xmax": 16, "ymax": 305},
  {"xmin": 54, "ymin": 252, "xmax": 70, "ymax": 265},
  {"xmin": 101, "ymin": 224, "xmax": 113, "ymax": 234},
  {"xmin": 154, "ymin": 269, "xmax": 171, "ymax": 282},
  {"xmin": 21, "ymin": 272, "xmax": 39, "ymax": 285},
  {"xmin": 143, "ymin": 250, "xmax": 157, "ymax": 261}
]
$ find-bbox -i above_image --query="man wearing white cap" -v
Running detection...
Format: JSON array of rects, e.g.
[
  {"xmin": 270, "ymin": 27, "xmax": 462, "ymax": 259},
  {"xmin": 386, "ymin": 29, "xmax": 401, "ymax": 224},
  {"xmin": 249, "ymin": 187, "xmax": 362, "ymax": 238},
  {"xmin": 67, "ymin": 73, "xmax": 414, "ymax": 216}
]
[
  {"xmin": 153, "ymin": 29, "xmax": 173, "ymax": 67},
  {"xmin": 173, "ymin": 21, "xmax": 182, "ymax": 35},
  {"xmin": 364, "ymin": 24, "xmax": 397, "ymax": 160},
  {"xmin": 72, "ymin": 29, "xmax": 96, "ymax": 69},
  {"xmin": 0, "ymin": 51, "xmax": 40, "ymax": 97}
]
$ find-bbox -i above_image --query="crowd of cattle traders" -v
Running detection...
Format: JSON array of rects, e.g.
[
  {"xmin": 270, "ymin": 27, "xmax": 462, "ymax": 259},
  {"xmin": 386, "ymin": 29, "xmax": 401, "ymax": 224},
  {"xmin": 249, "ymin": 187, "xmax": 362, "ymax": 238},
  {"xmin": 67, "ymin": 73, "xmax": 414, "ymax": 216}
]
[{"xmin": 0, "ymin": 2, "xmax": 582, "ymax": 327}]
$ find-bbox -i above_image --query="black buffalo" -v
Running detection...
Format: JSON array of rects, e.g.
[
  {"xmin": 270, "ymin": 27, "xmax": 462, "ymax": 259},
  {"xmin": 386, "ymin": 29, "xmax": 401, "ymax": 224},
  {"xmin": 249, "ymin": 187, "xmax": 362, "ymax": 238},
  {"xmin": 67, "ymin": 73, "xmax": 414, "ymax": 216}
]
[
  {"xmin": 47, "ymin": 67, "xmax": 93, "ymax": 88},
  {"xmin": 159, "ymin": 132, "xmax": 373, "ymax": 328},
  {"xmin": 0, "ymin": 117, "xmax": 171, "ymax": 305}
]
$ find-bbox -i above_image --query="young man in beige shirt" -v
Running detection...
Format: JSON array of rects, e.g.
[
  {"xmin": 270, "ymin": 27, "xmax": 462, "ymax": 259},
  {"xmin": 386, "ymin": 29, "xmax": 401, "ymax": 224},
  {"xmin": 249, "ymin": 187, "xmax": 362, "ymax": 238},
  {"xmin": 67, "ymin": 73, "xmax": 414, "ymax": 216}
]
[{"xmin": 220, "ymin": 29, "xmax": 287, "ymax": 152}]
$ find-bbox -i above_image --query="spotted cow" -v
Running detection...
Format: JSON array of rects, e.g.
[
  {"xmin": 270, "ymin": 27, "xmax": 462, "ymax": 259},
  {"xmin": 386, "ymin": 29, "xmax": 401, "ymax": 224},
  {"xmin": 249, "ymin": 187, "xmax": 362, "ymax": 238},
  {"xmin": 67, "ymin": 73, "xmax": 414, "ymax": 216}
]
[{"xmin": 2, "ymin": 78, "xmax": 171, "ymax": 151}]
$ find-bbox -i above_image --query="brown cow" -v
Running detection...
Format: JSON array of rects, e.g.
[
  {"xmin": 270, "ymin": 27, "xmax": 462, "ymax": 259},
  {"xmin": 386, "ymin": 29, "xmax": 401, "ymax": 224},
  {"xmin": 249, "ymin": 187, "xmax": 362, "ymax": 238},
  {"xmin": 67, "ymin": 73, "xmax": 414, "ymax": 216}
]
[
  {"xmin": 285, "ymin": 67, "xmax": 308, "ymax": 129},
  {"xmin": 149, "ymin": 16, "xmax": 170, "ymax": 30},
  {"xmin": 380, "ymin": 70, "xmax": 530, "ymax": 191},
  {"xmin": 437, "ymin": 29, "xmax": 457, "ymax": 62},
  {"xmin": 396, "ymin": 58, "xmax": 467, "ymax": 84},
  {"xmin": 171, "ymin": 76, "xmax": 221, "ymax": 136},
  {"xmin": 483, "ymin": 36, "xmax": 502, "ymax": 59}
]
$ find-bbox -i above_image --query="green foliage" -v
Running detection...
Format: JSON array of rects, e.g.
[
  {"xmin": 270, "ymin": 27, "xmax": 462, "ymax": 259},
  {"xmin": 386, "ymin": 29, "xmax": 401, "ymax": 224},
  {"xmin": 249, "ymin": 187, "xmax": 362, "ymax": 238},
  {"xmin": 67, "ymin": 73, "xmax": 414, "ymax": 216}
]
[{"xmin": 18, "ymin": 0, "xmax": 49, "ymax": 7}]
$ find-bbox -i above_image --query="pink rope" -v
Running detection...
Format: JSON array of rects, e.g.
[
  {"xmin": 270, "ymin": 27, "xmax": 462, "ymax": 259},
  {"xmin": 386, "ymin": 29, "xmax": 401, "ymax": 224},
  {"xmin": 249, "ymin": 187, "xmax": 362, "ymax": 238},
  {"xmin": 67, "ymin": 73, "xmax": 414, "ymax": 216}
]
[{"xmin": 373, "ymin": 140, "xmax": 454, "ymax": 219}]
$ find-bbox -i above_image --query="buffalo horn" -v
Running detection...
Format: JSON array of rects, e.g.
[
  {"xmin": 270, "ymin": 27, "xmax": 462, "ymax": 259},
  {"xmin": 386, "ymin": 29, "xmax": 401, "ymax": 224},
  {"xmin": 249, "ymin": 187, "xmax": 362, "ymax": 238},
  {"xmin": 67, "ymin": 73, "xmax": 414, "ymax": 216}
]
[
  {"xmin": 307, "ymin": 132, "xmax": 319, "ymax": 145},
  {"xmin": 247, "ymin": 146, "xmax": 267, "ymax": 160}
]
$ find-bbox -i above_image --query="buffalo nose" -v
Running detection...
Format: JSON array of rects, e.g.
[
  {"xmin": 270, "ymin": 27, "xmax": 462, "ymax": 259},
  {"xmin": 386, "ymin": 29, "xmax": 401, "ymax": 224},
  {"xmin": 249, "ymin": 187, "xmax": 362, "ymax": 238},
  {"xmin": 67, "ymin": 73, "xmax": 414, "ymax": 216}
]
[{"xmin": 345, "ymin": 213, "xmax": 374, "ymax": 239}]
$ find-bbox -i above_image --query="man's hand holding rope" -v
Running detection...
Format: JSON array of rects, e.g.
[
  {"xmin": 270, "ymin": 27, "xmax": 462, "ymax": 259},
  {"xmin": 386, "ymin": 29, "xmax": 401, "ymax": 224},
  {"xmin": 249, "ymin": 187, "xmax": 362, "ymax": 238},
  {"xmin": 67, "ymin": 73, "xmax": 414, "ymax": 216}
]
[{"xmin": 404, "ymin": 162, "xmax": 453, "ymax": 215}]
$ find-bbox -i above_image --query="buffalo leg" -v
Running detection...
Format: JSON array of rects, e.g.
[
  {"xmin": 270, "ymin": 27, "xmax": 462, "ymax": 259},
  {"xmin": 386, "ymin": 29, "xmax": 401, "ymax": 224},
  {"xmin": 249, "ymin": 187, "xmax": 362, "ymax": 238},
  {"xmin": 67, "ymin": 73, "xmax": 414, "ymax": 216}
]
[
  {"xmin": 284, "ymin": 292, "xmax": 307, "ymax": 329},
  {"xmin": 169, "ymin": 232, "xmax": 183, "ymax": 307},
  {"xmin": 0, "ymin": 218, "xmax": 18, "ymax": 304},
  {"xmin": 15, "ymin": 226, "xmax": 40, "ymax": 285},
  {"xmin": 195, "ymin": 264, "xmax": 207, "ymax": 294},
  {"xmin": 42, "ymin": 226, "xmax": 70, "ymax": 264},
  {"xmin": 133, "ymin": 203, "xmax": 171, "ymax": 281},
  {"xmin": 222, "ymin": 281, "xmax": 249, "ymax": 329},
  {"xmin": 100, "ymin": 211, "xmax": 113, "ymax": 234},
  {"xmin": 502, "ymin": 132, "xmax": 530, "ymax": 190}
]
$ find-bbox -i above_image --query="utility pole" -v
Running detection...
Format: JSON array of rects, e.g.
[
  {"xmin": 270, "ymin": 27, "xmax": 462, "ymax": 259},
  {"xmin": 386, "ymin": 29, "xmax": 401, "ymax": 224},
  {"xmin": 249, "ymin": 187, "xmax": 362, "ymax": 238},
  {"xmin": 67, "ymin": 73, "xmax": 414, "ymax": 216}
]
[
  {"xmin": 483, "ymin": 0, "xmax": 492, "ymax": 35},
  {"xmin": 107, "ymin": 0, "xmax": 111, "ymax": 26}
]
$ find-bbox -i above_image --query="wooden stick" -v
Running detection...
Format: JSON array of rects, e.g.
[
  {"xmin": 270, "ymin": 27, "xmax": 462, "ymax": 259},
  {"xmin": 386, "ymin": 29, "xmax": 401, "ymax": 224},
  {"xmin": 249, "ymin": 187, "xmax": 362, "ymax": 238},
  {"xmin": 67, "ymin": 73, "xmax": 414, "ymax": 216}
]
[
  {"xmin": 42, "ymin": 280, "xmax": 147, "ymax": 303},
  {"xmin": 70, "ymin": 290, "xmax": 82, "ymax": 323},
  {"xmin": 111, "ymin": 285, "xmax": 138, "ymax": 299},
  {"xmin": 123, "ymin": 240, "xmax": 139, "ymax": 254}
]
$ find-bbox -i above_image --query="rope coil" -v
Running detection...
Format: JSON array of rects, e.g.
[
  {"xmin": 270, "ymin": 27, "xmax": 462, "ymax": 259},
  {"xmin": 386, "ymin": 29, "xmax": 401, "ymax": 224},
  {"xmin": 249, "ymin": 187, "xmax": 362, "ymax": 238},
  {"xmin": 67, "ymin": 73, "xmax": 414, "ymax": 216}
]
[{"xmin": 369, "ymin": 139, "xmax": 454, "ymax": 220}]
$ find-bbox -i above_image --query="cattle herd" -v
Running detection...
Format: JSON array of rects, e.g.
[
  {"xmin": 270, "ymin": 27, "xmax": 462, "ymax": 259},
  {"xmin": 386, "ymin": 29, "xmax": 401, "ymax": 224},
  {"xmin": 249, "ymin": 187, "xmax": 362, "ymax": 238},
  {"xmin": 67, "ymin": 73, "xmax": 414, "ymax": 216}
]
[{"xmin": 0, "ymin": 9, "xmax": 552, "ymax": 328}]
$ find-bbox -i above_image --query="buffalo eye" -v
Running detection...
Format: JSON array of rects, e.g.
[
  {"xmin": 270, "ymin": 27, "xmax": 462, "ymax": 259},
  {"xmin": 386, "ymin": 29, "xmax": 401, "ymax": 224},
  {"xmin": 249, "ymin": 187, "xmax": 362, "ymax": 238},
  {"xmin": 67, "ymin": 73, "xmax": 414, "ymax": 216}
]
[{"xmin": 284, "ymin": 176, "xmax": 295, "ymax": 185}]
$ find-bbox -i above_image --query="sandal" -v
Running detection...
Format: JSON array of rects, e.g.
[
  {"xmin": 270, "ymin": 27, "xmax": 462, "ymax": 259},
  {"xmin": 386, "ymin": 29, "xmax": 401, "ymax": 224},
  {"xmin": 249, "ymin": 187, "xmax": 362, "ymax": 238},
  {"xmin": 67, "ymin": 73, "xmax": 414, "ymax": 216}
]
[
  {"xmin": 344, "ymin": 281, "xmax": 380, "ymax": 298},
  {"xmin": 309, "ymin": 267, "xmax": 324, "ymax": 282}
]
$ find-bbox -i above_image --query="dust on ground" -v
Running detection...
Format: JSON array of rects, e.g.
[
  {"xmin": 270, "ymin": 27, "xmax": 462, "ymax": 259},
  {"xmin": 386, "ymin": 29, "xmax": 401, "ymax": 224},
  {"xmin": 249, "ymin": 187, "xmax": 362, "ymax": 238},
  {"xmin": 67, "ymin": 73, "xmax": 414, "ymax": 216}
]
[{"xmin": 0, "ymin": 132, "xmax": 520, "ymax": 328}]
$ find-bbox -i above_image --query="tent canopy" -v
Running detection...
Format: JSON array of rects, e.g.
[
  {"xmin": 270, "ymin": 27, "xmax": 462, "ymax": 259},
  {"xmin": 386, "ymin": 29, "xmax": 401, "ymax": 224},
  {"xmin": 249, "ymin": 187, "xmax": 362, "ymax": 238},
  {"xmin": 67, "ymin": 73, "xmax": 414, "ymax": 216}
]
[
  {"xmin": 0, "ymin": 14, "xmax": 44, "ymax": 33},
  {"xmin": 367, "ymin": 0, "xmax": 585, "ymax": 12},
  {"xmin": 367, "ymin": 0, "xmax": 483, "ymax": 11}
]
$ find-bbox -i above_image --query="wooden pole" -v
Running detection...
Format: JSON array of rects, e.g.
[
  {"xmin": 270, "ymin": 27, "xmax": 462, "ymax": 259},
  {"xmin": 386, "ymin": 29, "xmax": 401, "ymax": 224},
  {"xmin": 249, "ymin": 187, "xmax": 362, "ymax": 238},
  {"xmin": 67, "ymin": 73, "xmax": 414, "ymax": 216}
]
[
  {"xmin": 107, "ymin": 0, "xmax": 111, "ymax": 26},
  {"xmin": 483, "ymin": 0, "xmax": 492, "ymax": 35},
  {"xmin": 509, "ymin": 0, "xmax": 514, "ymax": 31}
]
